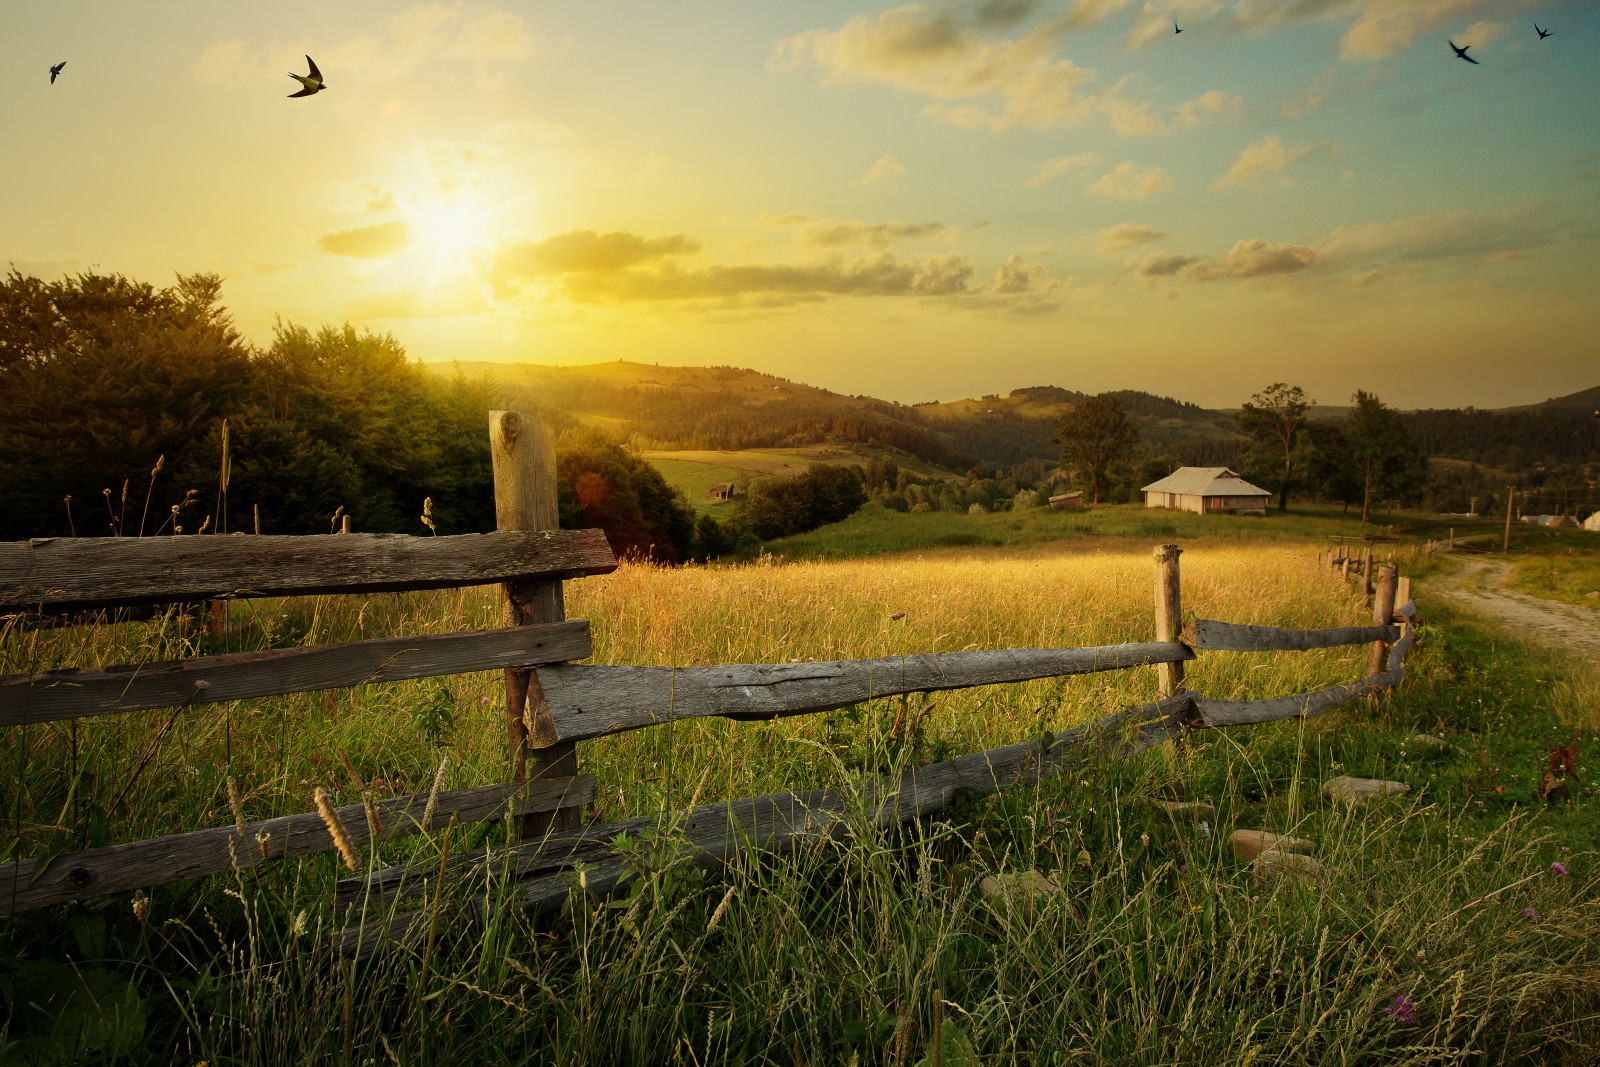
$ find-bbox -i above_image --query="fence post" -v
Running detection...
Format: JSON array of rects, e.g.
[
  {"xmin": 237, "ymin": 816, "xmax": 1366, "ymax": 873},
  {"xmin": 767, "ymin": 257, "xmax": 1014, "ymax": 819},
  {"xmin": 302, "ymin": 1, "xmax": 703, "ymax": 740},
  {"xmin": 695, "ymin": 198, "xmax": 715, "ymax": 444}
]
[
  {"xmin": 489, "ymin": 410, "xmax": 581, "ymax": 836},
  {"xmin": 1362, "ymin": 546, "xmax": 1374, "ymax": 605},
  {"xmin": 1368, "ymin": 563, "xmax": 1398, "ymax": 677},
  {"xmin": 1153, "ymin": 544, "xmax": 1183, "ymax": 698}
]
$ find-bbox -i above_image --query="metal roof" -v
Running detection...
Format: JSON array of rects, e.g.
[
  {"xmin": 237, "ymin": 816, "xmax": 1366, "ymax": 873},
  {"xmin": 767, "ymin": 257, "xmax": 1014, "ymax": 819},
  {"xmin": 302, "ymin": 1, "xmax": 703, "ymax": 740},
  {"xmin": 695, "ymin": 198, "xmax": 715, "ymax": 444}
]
[{"xmin": 1140, "ymin": 467, "xmax": 1271, "ymax": 497}]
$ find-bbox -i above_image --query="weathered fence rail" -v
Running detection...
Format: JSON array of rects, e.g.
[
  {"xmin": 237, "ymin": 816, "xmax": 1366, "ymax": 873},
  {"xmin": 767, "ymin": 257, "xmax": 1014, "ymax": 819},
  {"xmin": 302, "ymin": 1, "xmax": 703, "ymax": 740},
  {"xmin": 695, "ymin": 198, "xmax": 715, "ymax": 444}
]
[{"xmin": 1, "ymin": 412, "xmax": 1420, "ymax": 936}]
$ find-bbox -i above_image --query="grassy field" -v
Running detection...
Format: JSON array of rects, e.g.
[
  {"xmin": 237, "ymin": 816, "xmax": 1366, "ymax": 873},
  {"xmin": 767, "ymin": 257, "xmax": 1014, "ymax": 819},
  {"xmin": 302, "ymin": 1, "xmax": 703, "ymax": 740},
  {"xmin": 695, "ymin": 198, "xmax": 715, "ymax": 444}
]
[
  {"xmin": 3, "ymin": 528, "xmax": 1599, "ymax": 1063},
  {"xmin": 644, "ymin": 445, "xmax": 956, "ymax": 517}
]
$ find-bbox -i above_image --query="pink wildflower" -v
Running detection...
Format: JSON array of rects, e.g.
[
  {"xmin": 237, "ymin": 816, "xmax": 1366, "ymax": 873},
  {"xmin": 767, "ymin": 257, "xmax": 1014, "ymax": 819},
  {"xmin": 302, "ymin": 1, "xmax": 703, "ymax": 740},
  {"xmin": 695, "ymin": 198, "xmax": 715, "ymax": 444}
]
[
  {"xmin": 1384, "ymin": 995, "xmax": 1417, "ymax": 1023},
  {"xmin": 1524, "ymin": 907, "xmax": 1538, "ymax": 918},
  {"xmin": 1552, "ymin": 861, "xmax": 1569, "ymax": 876}
]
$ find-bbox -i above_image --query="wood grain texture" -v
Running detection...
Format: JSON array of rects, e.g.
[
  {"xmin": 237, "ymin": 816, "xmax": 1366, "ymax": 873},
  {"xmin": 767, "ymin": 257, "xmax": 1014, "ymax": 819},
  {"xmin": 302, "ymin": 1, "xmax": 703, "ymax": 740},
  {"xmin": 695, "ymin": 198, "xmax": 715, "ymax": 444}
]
[
  {"xmin": 333, "ymin": 692, "xmax": 1197, "ymax": 940},
  {"xmin": 0, "ymin": 620, "xmax": 592, "ymax": 726},
  {"xmin": 1194, "ymin": 670, "xmax": 1404, "ymax": 727},
  {"xmin": 1, "ymin": 774, "xmax": 595, "ymax": 914},
  {"xmin": 0, "ymin": 530, "xmax": 616, "ymax": 612},
  {"xmin": 1190, "ymin": 619, "xmax": 1400, "ymax": 652},
  {"xmin": 536, "ymin": 643, "xmax": 1196, "ymax": 742}
]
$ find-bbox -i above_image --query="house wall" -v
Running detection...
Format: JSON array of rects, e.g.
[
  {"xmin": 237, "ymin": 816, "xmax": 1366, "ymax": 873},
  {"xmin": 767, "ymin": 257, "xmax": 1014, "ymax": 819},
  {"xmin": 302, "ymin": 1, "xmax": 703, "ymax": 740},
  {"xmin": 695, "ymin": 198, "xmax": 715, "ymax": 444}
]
[{"xmin": 1144, "ymin": 492, "xmax": 1265, "ymax": 515}]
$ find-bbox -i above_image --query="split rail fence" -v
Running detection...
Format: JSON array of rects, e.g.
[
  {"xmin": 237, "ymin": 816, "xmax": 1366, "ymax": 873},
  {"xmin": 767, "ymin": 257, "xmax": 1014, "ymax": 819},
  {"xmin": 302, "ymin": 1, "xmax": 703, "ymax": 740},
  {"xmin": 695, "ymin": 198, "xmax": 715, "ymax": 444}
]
[{"xmin": 1, "ymin": 411, "xmax": 1420, "ymax": 956}]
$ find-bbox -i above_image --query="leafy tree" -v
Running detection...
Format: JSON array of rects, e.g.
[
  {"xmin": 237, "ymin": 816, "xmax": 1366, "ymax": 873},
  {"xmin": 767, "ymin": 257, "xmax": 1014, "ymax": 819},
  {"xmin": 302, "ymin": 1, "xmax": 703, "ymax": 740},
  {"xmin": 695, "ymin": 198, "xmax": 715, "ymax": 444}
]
[
  {"xmin": 729, "ymin": 464, "xmax": 866, "ymax": 540},
  {"xmin": 1236, "ymin": 383, "xmax": 1312, "ymax": 511},
  {"xmin": 1053, "ymin": 393, "xmax": 1138, "ymax": 504},
  {"xmin": 556, "ymin": 430, "xmax": 695, "ymax": 562},
  {"xmin": 1348, "ymin": 391, "xmax": 1426, "ymax": 523}
]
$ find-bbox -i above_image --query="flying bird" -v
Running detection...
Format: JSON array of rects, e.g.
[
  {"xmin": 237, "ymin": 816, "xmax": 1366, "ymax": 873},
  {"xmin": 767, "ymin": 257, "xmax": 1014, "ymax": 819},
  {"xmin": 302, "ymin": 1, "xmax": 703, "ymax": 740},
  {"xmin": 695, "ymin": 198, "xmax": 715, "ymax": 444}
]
[
  {"xmin": 1534, "ymin": 22, "xmax": 1552, "ymax": 39},
  {"xmin": 49, "ymin": 61, "xmax": 65, "ymax": 84},
  {"xmin": 287, "ymin": 55, "xmax": 326, "ymax": 98},
  {"xmin": 1173, "ymin": 19, "xmax": 1182, "ymax": 34},
  {"xmin": 1449, "ymin": 40, "xmax": 1479, "ymax": 64}
]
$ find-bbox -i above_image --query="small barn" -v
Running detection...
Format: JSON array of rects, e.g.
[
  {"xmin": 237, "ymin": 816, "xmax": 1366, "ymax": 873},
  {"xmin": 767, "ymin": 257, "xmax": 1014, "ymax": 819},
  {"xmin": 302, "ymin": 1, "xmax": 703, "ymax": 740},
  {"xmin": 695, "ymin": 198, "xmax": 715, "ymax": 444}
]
[
  {"xmin": 708, "ymin": 482, "xmax": 736, "ymax": 501},
  {"xmin": 1141, "ymin": 467, "xmax": 1271, "ymax": 516},
  {"xmin": 1585, "ymin": 511, "xmax": 1600, "ymax": 533},
  {"xmin": 1048, "ymin": 491, "xmax": 1084, "ymax": 511}
]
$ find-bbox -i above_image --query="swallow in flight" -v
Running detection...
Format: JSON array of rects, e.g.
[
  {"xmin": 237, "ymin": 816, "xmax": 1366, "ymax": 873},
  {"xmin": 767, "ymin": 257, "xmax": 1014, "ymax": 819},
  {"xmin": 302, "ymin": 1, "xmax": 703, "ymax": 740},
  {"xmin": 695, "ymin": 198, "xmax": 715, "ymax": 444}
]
[
  {"xmin": 1449, "ymin": 40, "xmax": 1478, "ymax": 64},
  {"xmin": 1534, "ymin": 23, "xmax": 1552, "ymax": 40},
  {"xmin": 288, "ymin": 55, "xmax": 327, "ymax": 98},
  {"xmin": 49, "ymin": 61, "xmax": 65, "ymax": 84}
]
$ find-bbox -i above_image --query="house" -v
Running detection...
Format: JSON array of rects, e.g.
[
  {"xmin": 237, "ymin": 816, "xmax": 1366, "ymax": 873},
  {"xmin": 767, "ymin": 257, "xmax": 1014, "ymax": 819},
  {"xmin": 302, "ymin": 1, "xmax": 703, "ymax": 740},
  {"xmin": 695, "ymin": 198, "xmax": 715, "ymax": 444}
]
[
  {"xmin": 1585, "ymin": 511, "xmax": 1600, "ymax": 533},
  {"xmin": 708, "ymin": 482, "xmax": 736, "ymax": 501},
  {"xmin": 1048, "ymin": 491, "xmax": 1084, "ymax": 511},
  {"xmin": 1521, "ymin": 514, "xmax": 1578, "ymax": 528},
  {"xmin": 1141, "ymin": 467, "xmax": 1271, "ymax": 516}
]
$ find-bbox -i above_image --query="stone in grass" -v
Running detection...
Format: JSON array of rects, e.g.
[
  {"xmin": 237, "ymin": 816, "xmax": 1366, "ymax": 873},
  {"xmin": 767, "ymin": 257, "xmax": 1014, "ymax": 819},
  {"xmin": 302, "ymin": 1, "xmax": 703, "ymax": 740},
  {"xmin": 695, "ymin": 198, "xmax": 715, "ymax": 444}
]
[
  {"xmin": 979, "ymin": 870, "xmax": 1060, "ymax": 907},
  {"xmin": 1159, "ymin": 800, "xmax": 1217, "ymax": 820},
  {"xmin": 1229, "ymin": 829, "xmax": 1315, "ymax": 862},
  {"xmin": 1323, "ymin": 775, "xmax": 1410, "ymax": 805},
  {"xmin": 1251, "ymin": 848, "xmax": 1333, "ymax": 887}
]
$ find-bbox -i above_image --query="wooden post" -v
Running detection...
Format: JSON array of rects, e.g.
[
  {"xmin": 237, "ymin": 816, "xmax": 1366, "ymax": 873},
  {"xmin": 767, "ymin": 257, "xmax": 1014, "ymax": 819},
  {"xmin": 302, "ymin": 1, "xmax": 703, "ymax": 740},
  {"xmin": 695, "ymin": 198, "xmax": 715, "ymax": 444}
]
[
  {"xmin": 1340, "ymin": 552, "xmax": 1350, "ymax": 580},
  {"xmin": 340, "ymin": 515, "xmax": 351, "ymax": 534},
  {"xmin": 1368, "ymin": 563, "xmax": 1397, "ymax": 677},
  {"xmin": 1153, "ymin": 544, "xmax": 1183, "ymax": 698},
  {"xmin": 489, "ymin": 410, "xmax": 580, "ymax": 836},
  {"xmin": 1362, "ymin": 546, "xmax": 1374, "ymax": 605},
  {"xmin": 1396, "ymin": 576, "xmax": 1412, "ymax": 613}
]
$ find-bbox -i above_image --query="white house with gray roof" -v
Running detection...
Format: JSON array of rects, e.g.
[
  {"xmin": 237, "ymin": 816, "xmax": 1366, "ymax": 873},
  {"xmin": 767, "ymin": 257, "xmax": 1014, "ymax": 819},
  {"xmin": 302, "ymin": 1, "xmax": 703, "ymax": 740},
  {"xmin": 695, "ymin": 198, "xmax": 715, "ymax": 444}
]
[{"xmin": 1141, "ymin": 467, "xmax": 1271, "ymax": 516}]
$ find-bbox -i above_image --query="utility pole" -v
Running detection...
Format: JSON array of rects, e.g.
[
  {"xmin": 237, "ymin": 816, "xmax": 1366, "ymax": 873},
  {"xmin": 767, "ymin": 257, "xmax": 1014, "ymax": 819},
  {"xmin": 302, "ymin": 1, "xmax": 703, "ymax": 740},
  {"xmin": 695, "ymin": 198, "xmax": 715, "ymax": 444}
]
[{"xmin": 1503, "ymin": 485, "xmax": 1514, "ymax": 553}]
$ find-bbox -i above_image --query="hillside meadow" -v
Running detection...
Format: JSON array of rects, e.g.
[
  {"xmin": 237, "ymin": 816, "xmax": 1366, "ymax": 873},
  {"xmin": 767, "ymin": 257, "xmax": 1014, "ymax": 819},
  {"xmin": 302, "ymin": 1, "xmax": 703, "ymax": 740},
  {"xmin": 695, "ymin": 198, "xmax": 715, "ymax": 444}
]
[{"xmin": 3, "ymin": 528, "xmax": 1599, "ymax": 1064}]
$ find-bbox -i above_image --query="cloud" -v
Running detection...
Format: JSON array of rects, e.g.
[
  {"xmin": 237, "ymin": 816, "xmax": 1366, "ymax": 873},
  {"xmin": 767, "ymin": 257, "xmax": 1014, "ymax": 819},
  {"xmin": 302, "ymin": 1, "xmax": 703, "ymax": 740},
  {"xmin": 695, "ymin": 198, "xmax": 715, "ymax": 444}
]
[
  {"xmin": 1211, "ymin": 135, "xmax": 1334, "ymax": 189},
  {"xmin": 1212, "ymin": 1, "xmax": 1523, "ymax": 63},
  {"xmin": 1320, "ymin": 203, "xmax": 1553, "ymax": 264},
  {"xmin": 1339, "ymin": 0, "xmax": 1476, "ymax": 62},
  {"xmin": 486, "ymin": 226, "xmax": 1057, "ymax": 312},
  {"xmin": 771, "ymin": 4, "xmax": 1238, "ymax": 135},
  {"xmin": 1137, "ymin": 238, "xmax": 1317, "ymax": 281},
  {"xmin": 317, "ymin": 221, "xmax": 412, "ymax": 258},
  {"xmin": 193, "ymin": 2, "xmax": 543, "ymax": 88},
  {"xmin": 1457, "ymin": 20, "xmax": 1508, "ymax": 49},
  {"xmin": 345, "ymin": 278, "xmax": 490, "ymax": 320},
  {"xmin": 490, "ymin": 230, "xmax": 700, "ymax": 282},
  {"xmin": 1088, "ymin": 162, "xmax": 1172, "ymax": 199},
  {"xmin": 859, "ymin": 155, "xmax": 906, "ymax": 186},
  {"xmin": 1091, "ymin": 223, "xmax": 1167, "ymax": 253},
  {"xmin": 1024, "ymin": 151, "xmax": 1101, "ymax": 187},
  {"xmin": 761, "ymin": 214, "xmax": 952, "ymax": 249}
]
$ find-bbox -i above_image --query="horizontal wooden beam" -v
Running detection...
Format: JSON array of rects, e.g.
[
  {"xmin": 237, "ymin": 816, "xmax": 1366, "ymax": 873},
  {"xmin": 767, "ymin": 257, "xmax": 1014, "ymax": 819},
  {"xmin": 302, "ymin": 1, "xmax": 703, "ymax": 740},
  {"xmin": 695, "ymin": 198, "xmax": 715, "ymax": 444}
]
[
  {"xmin": 333, "ymin": 693, "xmax": 1196, "ymax": 951},
  {"xmin": 1190, "ymin": 619, "xmax": 1400, "ymax": 652},
  {"xmin": 1193, "ymin": 670, "xmax": 1404, "ymax": 728},
  {"xmin": 537, "ymin": 643, "xmax": 1195, "ymax": 742},
  {"xmin": 0, "ymin": 530, "xmax": 617, "ymax": 613},
  {"xmin": 1, "ymin": 774, "xmax": 595, "ymax": 914},
  {"xmin": 0, "ymin": 620, "xmax": 591, "ymax": 726}
]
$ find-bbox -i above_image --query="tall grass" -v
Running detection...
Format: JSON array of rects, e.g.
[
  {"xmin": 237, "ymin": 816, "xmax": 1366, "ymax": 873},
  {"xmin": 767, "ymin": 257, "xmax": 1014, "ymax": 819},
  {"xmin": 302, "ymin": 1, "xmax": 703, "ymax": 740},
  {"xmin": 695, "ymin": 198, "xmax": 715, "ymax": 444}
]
[{"xmin": 3, "ymin": 537, "xmax": 1598, "ymax": 1063}]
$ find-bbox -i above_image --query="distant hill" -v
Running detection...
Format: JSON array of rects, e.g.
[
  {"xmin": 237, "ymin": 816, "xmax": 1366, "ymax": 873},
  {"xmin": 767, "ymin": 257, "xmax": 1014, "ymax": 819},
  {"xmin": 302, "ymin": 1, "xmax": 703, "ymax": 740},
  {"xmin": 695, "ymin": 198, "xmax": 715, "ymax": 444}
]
[
  {"xmin": 441, "ymin": 360, "xmax": 1246, "ymax": 471},
  {"xmin": 1499, "ymin": 386, "xmax": 1600, "ymax": 414}
]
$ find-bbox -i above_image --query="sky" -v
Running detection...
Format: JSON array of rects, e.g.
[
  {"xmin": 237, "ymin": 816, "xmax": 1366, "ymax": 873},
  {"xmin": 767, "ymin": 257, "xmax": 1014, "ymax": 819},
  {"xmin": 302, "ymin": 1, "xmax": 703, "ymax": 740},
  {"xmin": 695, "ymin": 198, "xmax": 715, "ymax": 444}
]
[{"xmin": 4, "ymin": 0, "xmax": 1598, "ymax": 409}]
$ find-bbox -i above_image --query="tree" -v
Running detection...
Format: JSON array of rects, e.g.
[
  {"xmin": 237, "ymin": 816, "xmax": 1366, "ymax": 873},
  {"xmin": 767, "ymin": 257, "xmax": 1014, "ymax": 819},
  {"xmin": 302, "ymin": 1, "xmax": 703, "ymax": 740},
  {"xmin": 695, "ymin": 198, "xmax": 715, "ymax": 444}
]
[
  {"xmin": 556, "ymin": 430, "xmax": 695, "ymax": 562},
  {"xmin": 1236, "ymin": 383, "xmax": 1313, "ymax": 511},
  {"xmin": 1347, "ymin": 391, "xmax": 1426, "ymax": 523},
  {"xmin": 1053, "ymin": 393, "xmax": 1138, "ymax": 504},
  {"xmin": 728, "ymin": 464, "xmax": 866, "ymax": 540}
]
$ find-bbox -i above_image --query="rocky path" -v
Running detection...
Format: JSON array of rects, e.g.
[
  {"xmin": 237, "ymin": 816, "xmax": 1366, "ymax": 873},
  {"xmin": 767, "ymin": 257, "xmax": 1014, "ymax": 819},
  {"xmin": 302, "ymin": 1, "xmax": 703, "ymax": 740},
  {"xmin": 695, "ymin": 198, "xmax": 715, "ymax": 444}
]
[{"xmin": 1429, "ymin": 556, "xmax": 1600, "ymax": 661}]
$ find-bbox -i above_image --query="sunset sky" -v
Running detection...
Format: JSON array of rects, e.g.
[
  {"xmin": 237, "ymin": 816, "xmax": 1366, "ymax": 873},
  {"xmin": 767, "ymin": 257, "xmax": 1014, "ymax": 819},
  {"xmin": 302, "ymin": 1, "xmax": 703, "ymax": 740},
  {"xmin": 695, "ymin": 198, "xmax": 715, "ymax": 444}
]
[{"xmin": 5, "ymin": 1, "xmax": 1597, "ymax": 408}]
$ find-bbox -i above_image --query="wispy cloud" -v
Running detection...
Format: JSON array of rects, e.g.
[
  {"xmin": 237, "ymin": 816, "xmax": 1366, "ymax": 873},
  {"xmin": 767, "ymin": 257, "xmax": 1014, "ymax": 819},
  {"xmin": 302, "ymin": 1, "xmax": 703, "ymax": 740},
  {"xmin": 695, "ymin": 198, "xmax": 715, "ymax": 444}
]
[
  {"xmin": 317, "ymin": 221, "xmax": 411, "ymax": 258},
  {"xmin": 858, "ymin": 155, "xmax": 906, "ymax": 186},
  {"xmin": 1091, "ymin": 223, "xmax": 1168, "ymax": 253},
  {"xmin": 1138, "ymin": 238, "xmax": 1318, "ymax": 280},
  {"xmin": 1211, "ymin": 135, "xmax": 1334, "ymax": 190},
  {"xmin": 1088, "ymin": 162, "xmax": 1172, "ymax": 199},
  {"xmin": 1024, "ymin": 152, "xmax": 1101, "ymax": 187},
  {"xmin": 771, "ymin": 3, "xmax": 1239, "ymax": 135},
  {"xmin": 761, "ymin": 214, "xmax": 953, "ymax": 249}
]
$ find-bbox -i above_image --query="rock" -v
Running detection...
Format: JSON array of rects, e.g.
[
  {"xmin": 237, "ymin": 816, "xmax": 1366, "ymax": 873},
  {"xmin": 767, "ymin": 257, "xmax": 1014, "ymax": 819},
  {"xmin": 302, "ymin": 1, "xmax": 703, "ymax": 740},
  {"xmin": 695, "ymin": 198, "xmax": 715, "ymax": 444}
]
[
  {"xmin": 979, "ymin": 870, "xmax": 1059, "ymax": 905},
  {"xmin": 1229, "ymin": 829, "xmax": 1315, "ymax": 862},
  {"xmin": 1323, "ymin": 775, "xmax": 1409, "ymax": 804},
  {"xmin": 1251, "ymin": 849, "xmax": 1333, "ymax": 887},
  {"xmin": 1408, "ymin": 734, "xmax": 1449, "ymax": 750},
  {"xmin": 1159, "ymin": 800, "xmax": 1217, "ymax": 820}
]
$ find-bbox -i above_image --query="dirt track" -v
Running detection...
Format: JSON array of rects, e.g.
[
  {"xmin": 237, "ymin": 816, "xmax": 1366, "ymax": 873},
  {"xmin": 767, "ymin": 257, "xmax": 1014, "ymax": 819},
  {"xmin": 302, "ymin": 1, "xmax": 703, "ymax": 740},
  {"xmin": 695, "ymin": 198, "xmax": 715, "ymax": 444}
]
[{"xmin": 1428, "ymin": 556, "xmax": 1600, "ymax": 661}]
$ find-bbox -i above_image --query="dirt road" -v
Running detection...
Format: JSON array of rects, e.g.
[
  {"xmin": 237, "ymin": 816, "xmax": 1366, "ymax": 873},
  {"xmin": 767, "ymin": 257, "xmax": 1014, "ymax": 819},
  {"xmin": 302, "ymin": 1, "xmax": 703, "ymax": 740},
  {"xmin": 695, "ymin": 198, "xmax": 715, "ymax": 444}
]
[{"xmin": 1429, "ymin": 556, "xmax": 1600, "ymax": 661}]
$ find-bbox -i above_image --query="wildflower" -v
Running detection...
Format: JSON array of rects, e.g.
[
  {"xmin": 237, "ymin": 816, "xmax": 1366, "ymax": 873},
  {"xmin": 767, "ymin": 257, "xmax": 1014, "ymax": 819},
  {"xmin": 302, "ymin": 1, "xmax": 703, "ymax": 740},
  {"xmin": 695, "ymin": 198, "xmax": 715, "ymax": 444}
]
[
  {"xmin": 131, "ymin": 891, "xmax": 149, "ymax": 923},
  {"xmin": 1523, "ymin": 907, "xmax": 1538, "ymax": 918},
  {"xmin": 1140, "ymin": 833, "xmax": 1150, "ymax": 848},
  {"xmin": 1552, "ymin": 861, "xmax": 1569, "ymax": 876},
  {"xmin": 1076, "ymin": 849, "xmax": 1092, "ymax": 870},
  {"xmin": 1385, "ymin": 994, "xmax": 1418, "ymax": 1023},
  {"xmin": 1178, "ymin": 864, "xmax": 1188, "ymax": 874}
]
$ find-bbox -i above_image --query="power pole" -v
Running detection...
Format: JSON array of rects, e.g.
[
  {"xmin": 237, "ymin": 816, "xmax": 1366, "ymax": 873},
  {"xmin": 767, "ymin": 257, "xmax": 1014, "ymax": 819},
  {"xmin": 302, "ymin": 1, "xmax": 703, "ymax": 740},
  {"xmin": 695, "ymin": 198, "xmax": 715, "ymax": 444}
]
[{"xmin": 1503, "ymin": 485, "xmax": 1514, "ymax": 553}]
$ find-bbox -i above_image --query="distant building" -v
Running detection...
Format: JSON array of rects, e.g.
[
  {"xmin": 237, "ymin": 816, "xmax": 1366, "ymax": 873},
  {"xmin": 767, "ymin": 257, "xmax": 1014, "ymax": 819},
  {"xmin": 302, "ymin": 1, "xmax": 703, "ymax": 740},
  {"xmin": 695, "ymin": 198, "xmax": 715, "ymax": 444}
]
[
  {"xmin": 1048, "ymin": 491, "xmax": 1084, "ymax": 510},
  {"xmin": 1141, "ymin": 467, "xmax": 1271, "ymax": 516},
  {"xmin": 708, "ymin": 482, "xmax": 736, "ymax": 501},
  {"xmin": 1584, "ymin": 511, "xmax": 1600, "ymax": 533},
  {"xmin": 1521, "ymin": 514, "xmax": 1578, "ymax": 528}
]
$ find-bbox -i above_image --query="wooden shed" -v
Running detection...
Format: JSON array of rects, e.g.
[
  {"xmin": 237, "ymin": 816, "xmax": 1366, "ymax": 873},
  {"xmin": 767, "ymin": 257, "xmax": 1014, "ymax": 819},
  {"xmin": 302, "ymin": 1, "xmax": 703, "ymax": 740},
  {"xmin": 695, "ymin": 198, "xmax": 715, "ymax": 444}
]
[
  {"xmin": 708, "ymin": 482, "xmax": 735, "ymax": 501},
  {"xmin": 1141, "ymin": 467, "xmax": 1270, "ymax": 516},
  {"xmin": 1048, "ymin": 491, "xmax": 1084, "ymax": 511}
]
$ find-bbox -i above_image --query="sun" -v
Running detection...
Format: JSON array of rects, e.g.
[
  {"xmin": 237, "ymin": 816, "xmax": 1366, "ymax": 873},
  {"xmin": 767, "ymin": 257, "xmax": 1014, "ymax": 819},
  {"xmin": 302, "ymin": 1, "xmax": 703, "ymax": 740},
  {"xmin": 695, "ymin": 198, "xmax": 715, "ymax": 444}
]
[{"xmin": 407, "ymin": 195, "xmax": 492, "ymax": 263}]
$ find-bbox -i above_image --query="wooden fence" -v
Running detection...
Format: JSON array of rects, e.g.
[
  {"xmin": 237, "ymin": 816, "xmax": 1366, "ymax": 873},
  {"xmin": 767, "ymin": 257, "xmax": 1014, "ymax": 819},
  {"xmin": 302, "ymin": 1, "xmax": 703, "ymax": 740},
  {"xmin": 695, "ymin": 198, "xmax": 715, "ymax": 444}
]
[{"xmin": 1, "ymin": 412, "xmax": 1420, "ymax": 957}]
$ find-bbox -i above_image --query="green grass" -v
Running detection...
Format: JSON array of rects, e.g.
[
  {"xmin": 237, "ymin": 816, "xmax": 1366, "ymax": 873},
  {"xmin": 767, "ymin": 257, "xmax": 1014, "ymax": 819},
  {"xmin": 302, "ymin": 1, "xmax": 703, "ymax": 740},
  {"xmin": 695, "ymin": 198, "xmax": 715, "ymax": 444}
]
[
  {"xmin": 1508, "ymin": 550, "xmax": 1600, "ymax": 609},
  {"xmin": 3, "ymin": 537, "xmax": 1599, "ymax": 1064}
]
